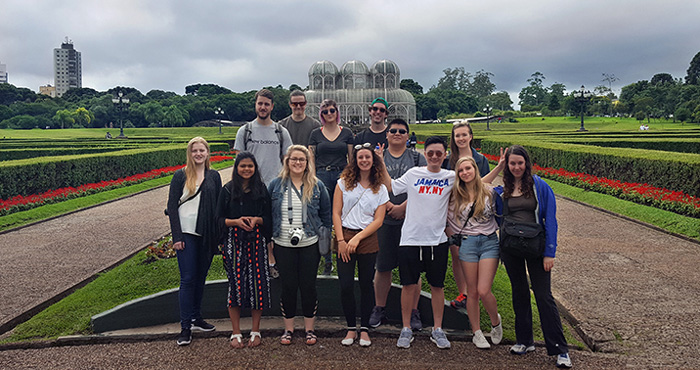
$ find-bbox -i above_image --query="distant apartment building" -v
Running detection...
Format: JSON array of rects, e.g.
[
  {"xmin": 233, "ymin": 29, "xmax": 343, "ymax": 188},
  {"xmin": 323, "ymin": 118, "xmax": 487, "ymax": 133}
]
[
  {"xmin": 53, "ymin": 38, "xmax": 82, "ymax": 97},
  {"xmin": 0, "ymin": 61, "xmax": 7, "ymax": 83},
  {"xmin": 39, "ymin": 84, "xmax": 57, "ymax": 98}
]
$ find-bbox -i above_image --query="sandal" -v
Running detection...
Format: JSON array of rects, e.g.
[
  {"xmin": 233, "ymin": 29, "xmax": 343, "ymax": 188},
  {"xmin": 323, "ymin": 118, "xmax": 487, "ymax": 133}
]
[
  {"xmin": 305, "ymin": 330, "xmax": 317, "ymax": 346},
  {"xmin": 229, "ymin": 333, "xmax": 243, "ymax": 349},
  {"xmin": 249, "ymin": 331, "xmax": 262, "ymax": 347},
  {"xmin": 280, "ymin": 330, "xmax": 293, "ymax": 345}
]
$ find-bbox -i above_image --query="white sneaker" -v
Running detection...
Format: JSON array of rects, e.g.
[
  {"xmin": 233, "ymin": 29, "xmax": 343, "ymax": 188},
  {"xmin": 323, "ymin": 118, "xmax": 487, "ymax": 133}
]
[
  {"xmin": 472, "ymin": 330, "xmax": 491, "ymax": 349},
  {"xmin": 490, "ymin": 313, "xmax": 503, "ymax": 345},
  {"xmin": 556, "ymin": 353, "xmax": 572, "ymax": 368},
  {"xmin": 510, "ymin": 343, "xmax": 535, "ymax": 355}
]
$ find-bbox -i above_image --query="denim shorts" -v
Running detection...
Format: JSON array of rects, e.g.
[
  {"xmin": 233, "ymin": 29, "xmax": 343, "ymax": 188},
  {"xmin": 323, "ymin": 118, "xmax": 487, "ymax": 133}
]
[{"xmin": 458, "ymin": 233, "xmax": 499, "ymax": 262}]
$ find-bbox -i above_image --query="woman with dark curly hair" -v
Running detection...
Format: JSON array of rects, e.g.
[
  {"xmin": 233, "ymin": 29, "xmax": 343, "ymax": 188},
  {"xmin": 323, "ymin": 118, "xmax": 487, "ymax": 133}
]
[
  {"xmin": 216, "ymin": 152, "xmax": 272, "ymax": 348},
  {"xmin": 485, "ymin": 145, "xmax": 572, "ymax": 368},
  {"xmin": 333, "ymin": 143, "xmax": 389, "ymax": 347}
]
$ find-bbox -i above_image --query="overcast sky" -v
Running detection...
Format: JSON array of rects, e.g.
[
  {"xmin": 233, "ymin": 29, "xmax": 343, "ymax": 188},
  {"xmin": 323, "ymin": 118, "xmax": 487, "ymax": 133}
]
[{"xmin": 2, "ymin": 0, "xmax": 699, "ymax": 106}]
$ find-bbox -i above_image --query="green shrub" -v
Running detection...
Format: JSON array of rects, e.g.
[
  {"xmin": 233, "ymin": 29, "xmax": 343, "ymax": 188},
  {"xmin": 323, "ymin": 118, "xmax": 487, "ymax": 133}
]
[
  {"xmin": 481, "ymin": 138, "xmax": 700, "ymax": 197},
  {"xmin": 0, "ymin": 143, "xmax": 228, "ymax": 199}
]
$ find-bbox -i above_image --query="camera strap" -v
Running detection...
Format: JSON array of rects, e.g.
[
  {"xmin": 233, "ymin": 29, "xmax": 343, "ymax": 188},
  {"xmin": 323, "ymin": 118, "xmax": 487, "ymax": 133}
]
[
  {"xmin": 287, "ymin": 179, "xmax": 307, "ymax": 226},
  {"xmin": 455, "ymin": 203, "xmax": 476, "ymax": 235}
]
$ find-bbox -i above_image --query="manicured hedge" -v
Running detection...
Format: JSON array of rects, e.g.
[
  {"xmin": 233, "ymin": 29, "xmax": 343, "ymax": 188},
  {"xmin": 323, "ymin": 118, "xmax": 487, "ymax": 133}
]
[
  {"xmin": 558, "ymin": 139, "xmax": 700, "ymax": 154},
  {"xmin": 481, "ymin": 138, "xmax": 700, "ymax": 197},
  {"xmin": 0, "ymin": 143, "xmax": 228, "ymax": 199},
  {"xmin": 1, "ymin": 147, "xmax": 144, "ymax": 161}
]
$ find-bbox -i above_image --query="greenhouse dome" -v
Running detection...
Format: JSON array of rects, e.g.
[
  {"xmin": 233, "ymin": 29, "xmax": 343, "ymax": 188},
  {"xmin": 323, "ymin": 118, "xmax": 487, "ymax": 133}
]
[{"xmin": 306, "ymin": 59, "xmax": 416, "ymax": 129}]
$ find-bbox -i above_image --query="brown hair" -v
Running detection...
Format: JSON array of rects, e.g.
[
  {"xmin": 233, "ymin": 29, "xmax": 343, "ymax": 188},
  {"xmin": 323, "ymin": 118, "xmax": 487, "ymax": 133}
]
[{"xmin": 340, "ymin": 147, "xmax": 385, "ymax": 193}]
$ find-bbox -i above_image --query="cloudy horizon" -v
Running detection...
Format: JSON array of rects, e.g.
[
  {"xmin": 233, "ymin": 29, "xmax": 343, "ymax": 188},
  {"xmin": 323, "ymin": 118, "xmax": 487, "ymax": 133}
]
[{"xmin": 2, "ymin": 0, "xmax": 699, "ymax": 106}]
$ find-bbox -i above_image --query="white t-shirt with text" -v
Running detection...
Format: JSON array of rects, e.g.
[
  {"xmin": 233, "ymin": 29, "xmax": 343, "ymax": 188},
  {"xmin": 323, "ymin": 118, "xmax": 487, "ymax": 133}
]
[{"xmin": 391, "ymin": 167, "xmax": 454, "ymax": 246}]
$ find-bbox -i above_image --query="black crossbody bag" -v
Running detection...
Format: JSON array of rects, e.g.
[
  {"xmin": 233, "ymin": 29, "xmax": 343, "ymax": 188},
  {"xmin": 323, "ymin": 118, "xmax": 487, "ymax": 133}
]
[{"xmin": 499, "ymin": 196, "xmax": 545, "ymax": 258}]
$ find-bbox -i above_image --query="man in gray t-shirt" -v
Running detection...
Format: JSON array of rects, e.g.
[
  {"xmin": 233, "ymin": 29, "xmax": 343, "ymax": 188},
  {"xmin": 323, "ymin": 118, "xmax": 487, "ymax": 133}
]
[
  {"xmin": 278, "ymin": 90, "xmax": 320, "ymax": 147},
  {"xmin": 369, "ymin": 118, "xmax": 426, "ymax": 329},
  {"xmin": 234, "ymin": 89, "xmax": 293, "ymax": 185}
]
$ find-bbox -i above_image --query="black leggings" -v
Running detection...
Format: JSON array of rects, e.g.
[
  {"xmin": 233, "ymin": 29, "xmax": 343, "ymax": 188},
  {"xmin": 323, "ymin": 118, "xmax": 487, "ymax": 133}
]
[
  {"xmin": 337, "ymin": 252, "xmax": 377, "ymax": 328},
  {"xmin": 274, "ymin": 242, "xmax": 320, "ymax": 319}
]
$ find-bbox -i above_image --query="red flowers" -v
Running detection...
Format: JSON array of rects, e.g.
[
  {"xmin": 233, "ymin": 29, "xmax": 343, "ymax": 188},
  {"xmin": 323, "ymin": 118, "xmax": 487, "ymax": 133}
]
[
  {"xmin": 484, "ymin": 153, "xmax": 700, "ymax": 217},
  {"xmin": 1, "ymin": 154, "xmax": 234, "ymax": 216}
]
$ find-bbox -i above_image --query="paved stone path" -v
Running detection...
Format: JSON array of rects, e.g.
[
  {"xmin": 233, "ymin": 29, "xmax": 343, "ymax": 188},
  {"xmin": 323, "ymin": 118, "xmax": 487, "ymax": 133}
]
[{"xmin": 1, "ymin": 167, "xmax": 698, "ymax": 368}]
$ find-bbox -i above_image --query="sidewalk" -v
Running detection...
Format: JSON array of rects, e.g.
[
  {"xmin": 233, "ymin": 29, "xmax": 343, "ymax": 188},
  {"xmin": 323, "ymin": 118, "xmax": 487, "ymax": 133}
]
[{"xmin": 0, "ymin": 167, "xmax": 698, "ymax": 367}]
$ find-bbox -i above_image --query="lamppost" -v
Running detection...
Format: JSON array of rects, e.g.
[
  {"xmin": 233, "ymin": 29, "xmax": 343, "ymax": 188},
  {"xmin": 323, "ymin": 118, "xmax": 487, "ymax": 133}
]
[
  {"xmin": 574, "ymin": 85, "xmax": 592, "ymax": 132},
  {"xmin": 483, "ymin": 104, "xmax": 492, "ymax": 131},
  {"xmin": 214, "ymin": 107, "xmax": 224, "ymax": 134},
  {"xmin": 112, "ymin": 91, "xmax": 130, "ymax": 138}
]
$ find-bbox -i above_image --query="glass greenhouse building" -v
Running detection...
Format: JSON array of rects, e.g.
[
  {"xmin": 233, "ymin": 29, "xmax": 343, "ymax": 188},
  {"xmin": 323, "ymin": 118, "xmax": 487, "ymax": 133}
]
[{"xmin": 305, "ymin": 60, "xmax": 416, "ymax": 130}]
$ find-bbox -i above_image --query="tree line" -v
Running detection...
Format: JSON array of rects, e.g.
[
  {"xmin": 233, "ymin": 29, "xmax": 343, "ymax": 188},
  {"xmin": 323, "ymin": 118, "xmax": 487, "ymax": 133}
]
[{"xmin": 2, "ymin": 51, "xmax": 700, "ymax": 129}]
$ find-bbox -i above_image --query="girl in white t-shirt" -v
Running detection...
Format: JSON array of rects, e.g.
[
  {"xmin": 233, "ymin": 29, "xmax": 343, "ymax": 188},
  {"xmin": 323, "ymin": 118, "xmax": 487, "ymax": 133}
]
[
  {"xmin": 333, "ymin": 143, "xmax": 389, "ymax": 347},
  {"xmin": 446, "ymin": 156, "xmax": 503, "ymax": 349}
]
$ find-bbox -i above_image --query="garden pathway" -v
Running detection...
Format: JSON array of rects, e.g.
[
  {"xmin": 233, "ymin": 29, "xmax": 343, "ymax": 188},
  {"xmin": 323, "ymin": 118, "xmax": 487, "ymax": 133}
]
[{"xmin": 1, "ymin": 169, "xmax": 699, "ymax": 367}]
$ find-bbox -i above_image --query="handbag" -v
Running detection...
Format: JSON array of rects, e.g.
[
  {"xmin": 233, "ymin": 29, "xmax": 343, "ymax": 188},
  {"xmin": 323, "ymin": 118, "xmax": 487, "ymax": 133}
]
[
  {"xmin": 499, "ymin": 195, "xmax": 545, "ymax": 258},
  {"xmin": 500, "ymin": 220, "xmax": 545, "ymax": 258}
]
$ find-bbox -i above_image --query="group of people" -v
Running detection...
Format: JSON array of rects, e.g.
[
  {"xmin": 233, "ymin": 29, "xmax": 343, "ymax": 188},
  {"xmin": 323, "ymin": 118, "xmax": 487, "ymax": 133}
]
[{"xmin": 166, "ymin": 89, "xmax": 572, "ymax": 368}]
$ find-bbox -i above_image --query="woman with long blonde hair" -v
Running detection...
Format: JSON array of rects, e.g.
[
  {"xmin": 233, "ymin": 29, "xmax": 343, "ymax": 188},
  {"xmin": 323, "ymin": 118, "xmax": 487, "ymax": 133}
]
[
  {"xmin": 443, "ymin": 121, "xmax": 491, "ymax": 311},
  {"xmin": 268, "ymin": 145, "xmax": 332, "ymax": 345},
  {"xmin": 166, "ymin": 137, "xmax": 222, "ymax": 346},
  {"xmin": 446, "ymin": 156, "xmax": 502, "ymax": 349}
]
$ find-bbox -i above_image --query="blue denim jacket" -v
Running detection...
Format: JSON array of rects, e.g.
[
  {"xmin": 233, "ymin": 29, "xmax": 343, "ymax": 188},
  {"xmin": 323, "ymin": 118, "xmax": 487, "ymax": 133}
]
[{"xmin": 268, "ymin": 177, "xmax": 332, "ymax": 238}]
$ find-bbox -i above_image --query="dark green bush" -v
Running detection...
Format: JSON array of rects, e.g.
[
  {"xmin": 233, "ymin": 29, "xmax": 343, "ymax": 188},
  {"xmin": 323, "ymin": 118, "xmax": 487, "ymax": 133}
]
[
  {"xmin": 481, "ymin": 138, "xmax": 700, "ymax": 197},
  {"xmin": 0, "ymin": 143, "xmax": 228, "ymax": 199}
]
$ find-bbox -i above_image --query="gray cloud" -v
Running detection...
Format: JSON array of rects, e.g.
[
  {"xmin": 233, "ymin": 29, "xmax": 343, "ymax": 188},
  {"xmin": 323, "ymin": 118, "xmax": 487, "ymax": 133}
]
[{"xmin": 2, "ymin": 0, "xmax": 699, "ymax": 104}]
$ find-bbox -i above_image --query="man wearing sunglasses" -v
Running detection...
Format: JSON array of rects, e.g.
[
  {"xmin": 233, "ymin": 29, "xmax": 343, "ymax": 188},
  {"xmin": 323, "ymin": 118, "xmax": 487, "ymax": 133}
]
[
  {"xmin": 379, "ymin": 135, "xmax": 454, "ymax": 350},
  {"xmin": 279, "ymin": 90, "xmax": 320, "ymax": 147},
  {"xmin": 370, "ymin": 119, "xmax": 427, "ymax": 331},
  {"xmin": 354, "ymin": 97, "xmax": 389, "ymax": 149}
]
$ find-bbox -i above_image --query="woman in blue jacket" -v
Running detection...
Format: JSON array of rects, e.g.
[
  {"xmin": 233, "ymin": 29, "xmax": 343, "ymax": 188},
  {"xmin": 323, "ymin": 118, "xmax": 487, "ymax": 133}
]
[
  {"xmin": 486, "ymin": 145, "xmax": 572, "ymax": 368},
  {"xmin": 268, "ymin": 145, "xmax": 332, "ymax": 346}
]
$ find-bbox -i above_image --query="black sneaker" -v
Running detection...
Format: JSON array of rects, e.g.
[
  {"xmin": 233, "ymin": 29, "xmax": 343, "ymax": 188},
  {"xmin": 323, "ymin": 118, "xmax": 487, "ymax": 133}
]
[
  {"xmin": 323, "ymin": 261, "xmax": 333, "ymax": 275},
  {"xmin": 177, "ymin": 328, "xmax": 192, "ymax": 346},
  {"xmin": 191, "ymin": 319, "xmax": 215, "ymax": 332},
  {"xmin": 369, "ymin": 306, "xmax": 386, "ymax": 328}
]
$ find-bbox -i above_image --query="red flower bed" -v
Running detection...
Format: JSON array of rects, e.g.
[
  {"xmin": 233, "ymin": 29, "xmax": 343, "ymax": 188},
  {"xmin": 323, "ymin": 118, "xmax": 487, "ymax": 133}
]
[
  {"xmin": 483, "ymin": 153, "xmax": 700, "ymax": 218},
  {"xmin": 0, "ymin": 154, "xmax": 234, "ymax": 216}
]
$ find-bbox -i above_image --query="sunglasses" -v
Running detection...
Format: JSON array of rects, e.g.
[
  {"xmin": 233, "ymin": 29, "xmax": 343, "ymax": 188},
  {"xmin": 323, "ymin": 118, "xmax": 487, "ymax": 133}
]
[
  {"xmin": 321, "ymin": 108, "xmax": 337, "ymax": 115},
  {"xmin": 370, "ymin": 106, "xmax": 387, "ymax": 113},
  {"xmin": 425, "ymin": 150, "xmax": 444, "ymax": 158},
  {"xmin": 354, "ymin": 142, "xmax": 372, "ymax": 150},
  {"xmin": 389, "ymin": 128, "xmax": 407, "ymax": 135},
  {"xmin": 290, "ymin": 102, "xmax": 307, "ymax": 107}
]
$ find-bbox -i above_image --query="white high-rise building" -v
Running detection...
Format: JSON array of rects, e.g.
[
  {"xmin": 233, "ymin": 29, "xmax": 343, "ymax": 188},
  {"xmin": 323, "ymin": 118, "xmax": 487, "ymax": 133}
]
[
  {"xmin": 53, "ymin": 38, "xmax": 82, "ymax": 97},
  {"xmin": 0, "ymin": 61, "xmax": 7, "ymax": 84}
]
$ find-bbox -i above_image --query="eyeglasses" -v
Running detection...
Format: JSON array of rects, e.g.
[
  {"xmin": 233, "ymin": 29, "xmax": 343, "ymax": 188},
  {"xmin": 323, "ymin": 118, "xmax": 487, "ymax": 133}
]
[
  {"xmin": 370, "ymin": 106, "xmax": 387, "ymax": 113},
  {"xmin": 389, "ymin": 128, "xmax": 407, "ymax": 135},
  {"xmin": 354, "ymin": 142, "xmax": 372, "ymax": 150},
  {"xmin": 321, "ymin": 108, "xmax": 337, "ymax": 115},
  {"xmin": 290, "ymin": 102, "xmax": 307, "ymax": 107},
  {"xmin": 289, "ymin": 157, "xmax": 307, "ymax": 163},
  {"xmin": 425, "ymin": 150, "xmax": 444, "ymax": 158}
]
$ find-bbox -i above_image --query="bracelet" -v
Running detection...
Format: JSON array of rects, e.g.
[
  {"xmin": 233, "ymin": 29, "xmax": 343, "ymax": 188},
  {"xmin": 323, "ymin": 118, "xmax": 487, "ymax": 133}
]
[{"xmin": 338, "ymin": 239, "xmax": 345, "ymax": 243}]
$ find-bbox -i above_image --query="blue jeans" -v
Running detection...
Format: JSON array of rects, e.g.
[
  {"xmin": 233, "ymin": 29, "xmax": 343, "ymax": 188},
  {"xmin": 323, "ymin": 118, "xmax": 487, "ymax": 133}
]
[{"xmin": 176, "ymin": 233, "xmax": 214, "ymax": 330}]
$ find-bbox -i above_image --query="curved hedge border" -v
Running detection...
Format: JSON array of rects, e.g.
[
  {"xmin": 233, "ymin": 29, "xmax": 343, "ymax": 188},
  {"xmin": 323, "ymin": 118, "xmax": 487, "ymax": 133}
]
[
  {"xmin": 481, "ymin": 138, "xmax": 700, "ymax": 198},
  {"xmin": 0, "ymin": 143, "xmax": 228, "ymax": 199}
]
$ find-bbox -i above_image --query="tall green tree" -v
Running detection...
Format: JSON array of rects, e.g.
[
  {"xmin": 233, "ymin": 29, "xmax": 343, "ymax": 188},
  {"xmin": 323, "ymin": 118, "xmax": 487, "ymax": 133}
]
[
  {"xmin": 163, "ymin": 105, "xmax": 188, "ymax": 127},
  {"xmin": 685, "ymin": 51, "xmax": 700, "ymax": 85},
  {"xmin": 53, "ymin": 109, "xmax": 75, "ymax": 129},
  {"xmin": 518, "ymin": 72, "xmax": 548, "ymax": 107},
  {"xmin": 400, "ymin": 79, "xmax": 424, "ymax": 96},
  {"xmin": 467, "ymin": 69, "xmax": 496, "ymax": 98}
]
